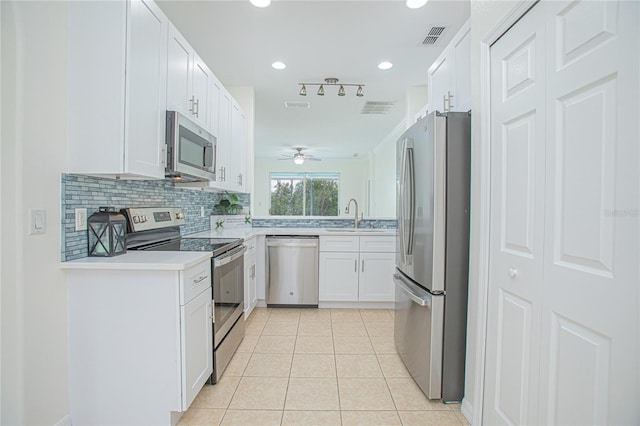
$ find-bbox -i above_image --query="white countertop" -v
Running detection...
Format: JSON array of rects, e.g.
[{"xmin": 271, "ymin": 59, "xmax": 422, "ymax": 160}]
[
  {"xmin": 186, "ymin": 227, "xmax": 397, "ymax": 240},
  {"xmin": 61, "ymin": 251, "xmax": 212, "ymax": 271}
]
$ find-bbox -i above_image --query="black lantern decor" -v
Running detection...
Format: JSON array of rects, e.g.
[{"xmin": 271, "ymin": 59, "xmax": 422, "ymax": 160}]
[{"xmin": 88, "ymin": 207, "xmax": 127, "ymax": 257}]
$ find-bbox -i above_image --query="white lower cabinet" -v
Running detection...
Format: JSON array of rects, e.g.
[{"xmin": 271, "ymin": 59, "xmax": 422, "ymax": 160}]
[
  {"xmin": 319, "ymin": 235, "xmax": 395, "ymax": 303},
  {"xmin": 319, "ymin": 251, "xmax": 359, "ymax": 301},
  {"xmin": 244, "ymin": 236, "xmax": 258, "ymax": 317},
  {"xmin": 67, "ymin": 258, "xmax": 212, "ymax": 425},
  {"xmin": 358, "ymin": 252, "xmax": 395, "ymax": 301}
]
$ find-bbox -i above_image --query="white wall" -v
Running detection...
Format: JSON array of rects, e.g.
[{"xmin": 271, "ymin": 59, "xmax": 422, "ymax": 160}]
[
  {"xmin": 463, "ymin": 1, "xmax": 525, "ymax": 422},
  {"xmin": 369, "ymin": 121, "xmax": 404, "ymax": 218},
  {"xmin": 253, "ymin": 158, "xmax": 369, "ymax": 217},
  {"xmin": 1, "ymin": 2, "xmax": 70, "ymax": 424}
]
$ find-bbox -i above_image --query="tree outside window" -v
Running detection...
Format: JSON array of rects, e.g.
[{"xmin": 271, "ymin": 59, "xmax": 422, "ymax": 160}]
[{"xmin": 270, "ymin": 172, "xmax": 339, "ymax": 216}]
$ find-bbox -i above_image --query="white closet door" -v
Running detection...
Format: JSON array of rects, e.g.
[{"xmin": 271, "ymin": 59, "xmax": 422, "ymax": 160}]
[
  {"xmin": 484, "ymin": 3, "xmax": 547, "ymax": 424},
  {"xmin": 485, "ymin": 1, "xmax": 639, "ymax": 424},
  {"xmin": 538, "ymin": 1, "xmax": 639, "ymax": 424}
]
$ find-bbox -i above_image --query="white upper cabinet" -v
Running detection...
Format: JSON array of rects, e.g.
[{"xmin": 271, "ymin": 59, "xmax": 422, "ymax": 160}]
[
  {"xmin": 428, "ymin": 20, "xmax": 471, "ymax": 113},
  {"xmin": 166, "ymin": 24, "xmax": 212, "ymax": 131},
  {"xmin": 229, "ymin": 101, "xmax": 247, "ymax": 192},
  {"xmin": 68, "ymin": 0, "xmax": 168, "ymax": 179}
]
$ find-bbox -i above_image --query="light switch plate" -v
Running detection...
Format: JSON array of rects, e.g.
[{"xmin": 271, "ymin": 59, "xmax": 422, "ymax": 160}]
[
  {"xmin": 75, "ymin": 208, "xmax": 87, "ymax": 231},
  {"xmin": 29, "ymin": 208, "xmax": 46, "ymax": 235},
  {"xmin": 201, "ymin": 206, "xmax": 205, "ymax": 217}
]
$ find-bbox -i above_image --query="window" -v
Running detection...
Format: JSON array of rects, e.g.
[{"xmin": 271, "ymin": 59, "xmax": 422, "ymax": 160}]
[{"xmin": 270, "ymin": 172, "xmax": 339, "ymax": 216}]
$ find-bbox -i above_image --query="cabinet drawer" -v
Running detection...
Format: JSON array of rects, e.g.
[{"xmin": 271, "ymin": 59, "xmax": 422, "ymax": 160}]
[
  {"xmin": 181, "ymin": 260, "xmax": 211, "ymax": 304},
  {"xmin": 359, "ymin": 235, "xmax": 395, "ymax": 253},
  {"xmin": 320, "ymin": 235, "xmax": 359, "ymax": 252}
]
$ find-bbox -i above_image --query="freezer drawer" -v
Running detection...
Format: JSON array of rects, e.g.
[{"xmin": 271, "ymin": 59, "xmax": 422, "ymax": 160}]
[
  {"xmin": 266, "ymin": 237, "xmax": 319, "ymax": 306},
  {"xmin": 394, "ymin": 272, "xmax": 444, "ymax": 399}
]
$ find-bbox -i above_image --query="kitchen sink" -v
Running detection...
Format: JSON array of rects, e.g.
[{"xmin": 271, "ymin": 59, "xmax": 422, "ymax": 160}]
[{"xmin": 325, "ymin": 228, "xmax": 389, "ymax": 233}]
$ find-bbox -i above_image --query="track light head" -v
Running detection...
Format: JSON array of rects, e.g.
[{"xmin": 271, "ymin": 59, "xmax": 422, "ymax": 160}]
[{"xmin": 299, "ymin": 85, "xmax": 307, "ymax": 96}]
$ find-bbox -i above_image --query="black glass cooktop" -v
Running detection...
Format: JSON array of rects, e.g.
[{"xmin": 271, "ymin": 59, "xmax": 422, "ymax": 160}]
[{"xmin": 140, "ymin": 237, "xmax": 242, "ymax": 257}]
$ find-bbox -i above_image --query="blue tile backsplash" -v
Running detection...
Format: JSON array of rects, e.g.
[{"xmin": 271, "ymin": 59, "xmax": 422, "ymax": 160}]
[
  {"xmin": 61, "ymin": 174, "xmax": 249, "ymax": 261},
  {"xmin": 252, "ymin": 218, "xmax": 397, "ymax": 229}
]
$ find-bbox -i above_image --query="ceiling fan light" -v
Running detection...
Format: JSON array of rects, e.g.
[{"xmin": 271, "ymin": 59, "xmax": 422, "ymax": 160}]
[
  {"xmin": 356, "ymin": 85, "xmax": 364, "ymax": 97},
  {"xmin": 299, "ymin": 85, "xmax": 307, "ymax": 96},
  {"xmin": 405, "ymin": 0, "xmax": 427, "ymax": 9},
  {"xmin": 294, "ymin": 156, "xmax": 305, "ymax": 165},
  {"xmin": 317, "ymin": 85, "xmax": 325, "ymax": 96},
  {"xmin": 338, "ymin": 85, "xmax": 346, "ymax": 96},
  {"xmin": 250, "ymin": 0, "xmax": 271, "ymax": 7}
]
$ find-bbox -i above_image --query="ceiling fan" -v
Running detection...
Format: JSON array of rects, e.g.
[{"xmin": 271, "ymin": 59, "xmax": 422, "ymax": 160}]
[{"xmin": 278, "ymin": 148, "xmax": 322, "ymax": 165}]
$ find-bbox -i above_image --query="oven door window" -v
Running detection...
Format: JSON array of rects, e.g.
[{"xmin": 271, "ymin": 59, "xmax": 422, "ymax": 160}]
[{"xmin": 213, "ymin": 255, "xmax": 243, "ymax": 333}]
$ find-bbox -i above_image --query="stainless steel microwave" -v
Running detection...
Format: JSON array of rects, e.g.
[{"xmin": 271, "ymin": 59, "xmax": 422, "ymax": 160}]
[{"xmin": 165, "ymin": 111, "xmax": 216, "ymax": 182}]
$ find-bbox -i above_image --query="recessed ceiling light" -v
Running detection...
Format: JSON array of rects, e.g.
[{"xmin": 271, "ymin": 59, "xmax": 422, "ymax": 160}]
[
  {"xmin": 250, "ymin": 0, "xmax": 271, "ymax": 7},
  {"xmin": 406, "ymin": 0, "xmax": 428, "ymax": 9},
  {"xmin": 378, "ymin": 61, "xmax": 393, "ymax": 70},
  {"xmin": 272, "ymin": 61, "xmax": 286, "ymax": 70}
]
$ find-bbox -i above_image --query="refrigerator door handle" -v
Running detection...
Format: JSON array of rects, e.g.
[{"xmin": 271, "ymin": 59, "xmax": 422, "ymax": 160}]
[
  {"xmin": 400, "ymin": 140, "xmax": 415, "ymax": 265},
  {"xmin": 406, "ymin": 143, "xmax": 416, "ymax": 258},
  {"xmin": 393, "ymin": 273, "xmax": 431, "ymax": 307}
]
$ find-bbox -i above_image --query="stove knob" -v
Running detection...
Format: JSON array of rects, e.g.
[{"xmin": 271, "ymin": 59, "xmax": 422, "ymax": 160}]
[
  {"xmin": 141, "ymin": 215, "xmax": 147, "ymax": 223},
  {"xmin": 176, "ymin": 212, "xmax": 185, "ymax": 220},
  {"xmin": 133, "ymin": 216, "xmax": 139, "ymax": 224}
]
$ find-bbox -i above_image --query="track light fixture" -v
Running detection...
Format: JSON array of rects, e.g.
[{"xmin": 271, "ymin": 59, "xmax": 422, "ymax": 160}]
[{"xmin": 298, "ymin": 78, "xmax": 365, "ymax": 97}]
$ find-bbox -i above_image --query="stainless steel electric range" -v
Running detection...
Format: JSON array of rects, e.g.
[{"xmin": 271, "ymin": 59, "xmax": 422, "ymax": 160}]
[{"xmin": 122, "ymin": 207, "xmax": 246, "ymax": 384}]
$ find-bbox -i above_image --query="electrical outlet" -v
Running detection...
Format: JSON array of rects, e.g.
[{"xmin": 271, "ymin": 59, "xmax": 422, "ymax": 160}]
[
  {"xmin": 75, "ymin": 208, "xmax": 87, "ymax": 231},
  {"xmin": 201, "ymin": 206, "xmax": 205, "ymax": 217}
]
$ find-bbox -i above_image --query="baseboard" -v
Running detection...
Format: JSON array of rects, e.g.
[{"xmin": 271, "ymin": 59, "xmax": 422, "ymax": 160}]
[
  {"xmin": 54, "ymin": 415, "xmax": 72, "ymax": 426},
  {"xmin": 461, "ymin": 397, "xmax": 473, "ymax": 424},
  {"xmin": 318, "ymin": 301, "xmax": 394, "ymax": 309}
]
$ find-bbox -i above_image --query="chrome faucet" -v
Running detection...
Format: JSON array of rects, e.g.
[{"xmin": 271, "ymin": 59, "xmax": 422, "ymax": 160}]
[{"xmin": 345, "ymin": 199, "xmax": 360, "ymax": 229}]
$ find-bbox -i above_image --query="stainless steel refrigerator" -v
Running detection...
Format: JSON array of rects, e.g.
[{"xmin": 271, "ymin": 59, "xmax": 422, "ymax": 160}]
[{"xmin": 394, "ymin": 111, "xmax": 471, "ymax": 402}]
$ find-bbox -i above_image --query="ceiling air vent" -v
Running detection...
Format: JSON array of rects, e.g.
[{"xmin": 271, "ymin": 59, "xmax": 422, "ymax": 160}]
[
  {"xmin": 284, "ymin": 101, "xmax": 311, "ymax": 109},
  {"xmin": 361, "ymin": 101, "xmax": 395, "ymax": 115},
  {"xmin": 422, "ymin": 26, "xmax": 446, "ymax": 45}
]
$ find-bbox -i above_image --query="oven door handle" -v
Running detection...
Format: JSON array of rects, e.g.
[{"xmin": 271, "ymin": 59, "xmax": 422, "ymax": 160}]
[{"xmin": 214, "ymin": 245, "xmax": 246, "ymax": 267}]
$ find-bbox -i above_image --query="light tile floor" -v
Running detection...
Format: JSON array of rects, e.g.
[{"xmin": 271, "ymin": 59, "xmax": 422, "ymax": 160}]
[{"xmin": 179, "ymin": 308, "xmax": 469, "ymax": 426}]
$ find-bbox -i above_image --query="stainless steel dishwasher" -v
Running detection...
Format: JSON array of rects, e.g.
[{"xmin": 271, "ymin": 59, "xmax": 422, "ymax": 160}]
[{"xmin": 266, "ymin": 236, "xmax": 319, "ymax": 307}]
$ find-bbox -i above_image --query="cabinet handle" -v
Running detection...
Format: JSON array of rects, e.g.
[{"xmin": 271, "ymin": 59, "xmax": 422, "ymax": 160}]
[
  {"xmin": 354, "ymin": 259, "xmax": 357, "ymax": 272},
  {"xmin": 161, "ymin": 143, "xmax": 167, "ymax": 167},
  {"xmin": 219, "ymin": 167, "xmax": 224, "ymax": 181},
  {"xmin": 237, "ymin": 173, "xmax": 242, "ymax": 186},
  {"xmin": 223, "ymin": 167, "xmax": 227, "ymax": 181},
  {"xmin": 189, "ymin": 96, "xmax": 196, "ymax": 115},
  {"xmin": 192, "ymin": 274, "xmax": 208, "ymax": 285},
  {"xmin": 194, "ymin": 98, "xmax": 200, "ymax": 118},
  {"xmin": 362, "ymin": 259, "xmax": 364, "ymax": 272},
  {"xmin": 443, "ymin": 94, "xmax": 448, "ymax": 112},
  {"xmin": 447, "ymin": 91, "xmax": 455, "ymax": 110}
]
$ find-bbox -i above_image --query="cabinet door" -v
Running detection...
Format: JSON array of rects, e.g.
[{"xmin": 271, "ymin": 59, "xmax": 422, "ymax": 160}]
[
  {"xmin": 244, "ymin": 250, "xmax": 257, "ymax": 318},
  {"xmin": 213, "ymin": 90, "xmax": 232, "ymax": 189},
  {"xmin": 359, "ymin": 252, "xmax": 395, "ymax": 302},
  {"xmin": 209, "ymin": 79, "xmax": 222, "ymax": 137},
  {"xmin": 166, "ymin": 24, "xmax": 192, "ymax": 116},
  {"xmin": 125, "ymin": 0, "xmax": 168, "ymax": 179},
  {"xmin": 192, "ymin": 53, "xmax": 211, "ymax": 130},
  {"xmin": 451, "ymin": 23, "xmax": 471, "ymax": 111},
  {"xmin": 319, "ymin": 252, "xmax": 359, "ymax": 301},
  {"xmin": 229, "ymin": 101, "xmax": 247, "ymax": 191},
  {"xmin": 428, "ymin": 51, "xmax": 451, "ymax": 113},
  {"xmin": 181, "ymin": 288, "xmax": 213, "ymax": 410}
]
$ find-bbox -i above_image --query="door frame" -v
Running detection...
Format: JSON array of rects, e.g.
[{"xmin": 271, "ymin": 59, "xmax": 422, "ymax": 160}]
[{"xmin": 468, "ymin": 1, "xmax": 538, "ymax": 424}]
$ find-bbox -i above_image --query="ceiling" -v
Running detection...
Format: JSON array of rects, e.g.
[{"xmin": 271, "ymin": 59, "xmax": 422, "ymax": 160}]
[{"xmin": 157, "ymin": 0, "xmax": 470, "ymax": 160}]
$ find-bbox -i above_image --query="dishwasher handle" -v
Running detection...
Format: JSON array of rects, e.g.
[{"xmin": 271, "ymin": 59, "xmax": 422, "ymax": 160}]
[{"xmin": 266, "ymin": 240, "xmax": 318, "ymax": 248}]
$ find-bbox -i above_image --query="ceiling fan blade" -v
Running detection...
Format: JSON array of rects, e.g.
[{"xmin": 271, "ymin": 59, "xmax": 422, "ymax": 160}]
[
  {"xmin": 306, "ymin": 157, "xmax": 322, "ymax": 161},
  {"xmin": 277, "ymin": 157, "xmax": 293, "ymax": 160}
]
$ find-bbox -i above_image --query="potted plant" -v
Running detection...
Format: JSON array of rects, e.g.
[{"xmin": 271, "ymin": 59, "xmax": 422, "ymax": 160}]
[{"xmin": 213, "ymin": 191, "xmax": 243, "ymax": 215}]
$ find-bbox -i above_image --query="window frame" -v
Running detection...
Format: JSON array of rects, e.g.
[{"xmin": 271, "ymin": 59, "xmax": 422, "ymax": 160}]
[{"xmin": 268, "ymin": 172, "xmax": 341, "ymax": 217}]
